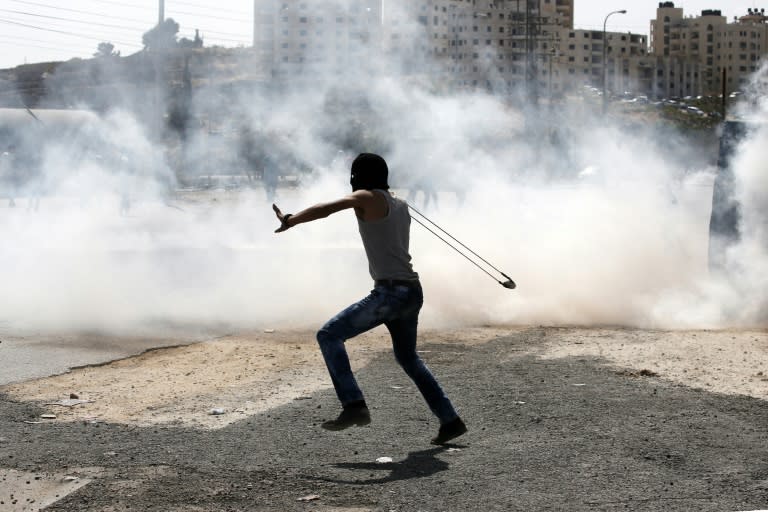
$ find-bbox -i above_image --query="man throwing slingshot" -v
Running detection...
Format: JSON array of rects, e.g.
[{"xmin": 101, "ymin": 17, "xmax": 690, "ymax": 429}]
[{"xmin": 272, "ymin": 153, "xmax": 467, "ymax": 445}]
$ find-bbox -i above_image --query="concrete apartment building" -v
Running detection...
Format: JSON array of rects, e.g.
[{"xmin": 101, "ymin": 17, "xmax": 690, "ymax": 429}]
[
  {"xmin": 385, "ymin": 0, "xmax": 574, "ymax": 98},
  {"xmin": 556, "ymin": 28, "xmax": 648, "ymax": 96},
  {"xmin": 253, "ymin": 0, "xmax": 576, "ymax": 98},
  {"xmin": 250, "ymin": 1, "xmax": 765, "ymax": 101},
  {"xmin": 253, "ymin": 0, "xmax": 384, "ymax": 80},
  {"xmin": 650, "ymin": 1, "xmax": 768, "ymax": 97}
]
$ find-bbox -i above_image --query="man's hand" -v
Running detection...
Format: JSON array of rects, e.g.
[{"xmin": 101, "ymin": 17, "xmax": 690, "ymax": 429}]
[{"xmin": 273, "ymin": 204, "xmax": 291, "ymax": 233}]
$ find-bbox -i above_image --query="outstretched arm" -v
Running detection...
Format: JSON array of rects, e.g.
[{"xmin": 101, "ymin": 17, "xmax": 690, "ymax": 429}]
[{"xmin": 273, "ymin": 191, "xmax": 372, "ymax": 233}]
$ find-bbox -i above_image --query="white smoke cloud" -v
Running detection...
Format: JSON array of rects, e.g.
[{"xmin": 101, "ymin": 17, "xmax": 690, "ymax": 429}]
[{"xmin": 1, "ymin": 6, "xmax": 766, "ymax": 334}]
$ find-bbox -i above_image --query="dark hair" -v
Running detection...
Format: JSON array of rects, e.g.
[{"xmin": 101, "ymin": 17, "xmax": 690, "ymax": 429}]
[{"xmin": 350, "ymin": 153, "xmax": 389, "ymax": 191}]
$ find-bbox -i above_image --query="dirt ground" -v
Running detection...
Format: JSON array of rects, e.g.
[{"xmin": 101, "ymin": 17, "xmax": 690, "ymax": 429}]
[{"xmin": 1, "ymin": 326, "xmax": 768, "ymax": 511}]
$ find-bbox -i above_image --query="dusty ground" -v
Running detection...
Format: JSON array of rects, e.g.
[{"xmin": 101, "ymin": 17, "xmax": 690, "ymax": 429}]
[
  {"xmin": 1, "ymin": 326, "xmax": 768, "ymax": 511},
  {"xmin": 4, "ymin": 327, "xmax": 766, "ymax": 430}
]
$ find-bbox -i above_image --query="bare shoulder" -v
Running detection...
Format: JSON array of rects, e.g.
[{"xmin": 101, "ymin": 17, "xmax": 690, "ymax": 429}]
[{"xmin": 353, "ymin": 189, "xmax": 389, "ymax": 221}]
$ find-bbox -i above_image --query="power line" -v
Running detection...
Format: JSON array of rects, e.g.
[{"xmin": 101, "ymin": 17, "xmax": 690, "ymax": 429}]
[
  {"xmin": 0, "ymin": 8, "xmax": 149, "ymax": 32},
  {"xmin": 0, "ymin": 13, "xmax": 144, "ymax": 44},
  {"xmin": 89, "ymin": 0, "xmax": 250, "ymax": 17},
  {"xmin": 179, "ymin": 32, "xmax": 249, "ymax": 44},
  {"xmin": 0, "ymin": 18, "xmax": 143, "ymax": 47},
  {"xmin": 184, "ymin": 27, "xmax": 251, "ymax": 39},
  {"xmin": 5, "ymin": 0, "xmax": 252, "ymax": 40},
  {"xmin": 7, "ymin": 0, "xmax": 153, "ymax": 25},
  {"xmin": 164, "ymin": 7, "xmax": 252, "ymax": 24},
  {"xmin": 0, "ymin": 39, "xmax": 92, "ymax": 55},
  {"xmin": 170, "ymin": 0, "xmax": 250, "ymax": 16},
  {"xmin": 0, "ymin": 33, "xmax": 94, "ymax": 51}
]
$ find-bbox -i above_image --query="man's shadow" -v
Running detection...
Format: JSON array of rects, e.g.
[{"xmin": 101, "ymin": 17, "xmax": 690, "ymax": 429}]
[{"xmin": 310, "ymin": 446, "xmax": 464, "ymax": 485}]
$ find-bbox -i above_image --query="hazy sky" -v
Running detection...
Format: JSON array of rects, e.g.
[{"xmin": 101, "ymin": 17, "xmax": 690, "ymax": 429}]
[{"xmin": 0, "ymin": 0, "xmax": 762, "ymax": 69}]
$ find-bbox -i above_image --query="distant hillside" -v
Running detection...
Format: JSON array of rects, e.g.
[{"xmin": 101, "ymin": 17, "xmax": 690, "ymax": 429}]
[{"xmin": 0, "ymin": 47, "xmax": 270, "ymax": 111}]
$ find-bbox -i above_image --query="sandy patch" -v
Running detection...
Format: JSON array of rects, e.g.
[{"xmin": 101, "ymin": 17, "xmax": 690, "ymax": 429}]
[
  {"xmin": 4, "ymin": 326, "xmax": 767, "ymax": 433},
  {"xmin": 527, "ymin": 327, "xmax": 768, "ymax": 400},
  {"xmin": 1, "ymin": 327, "xmax": 497, "ymax": 429}
]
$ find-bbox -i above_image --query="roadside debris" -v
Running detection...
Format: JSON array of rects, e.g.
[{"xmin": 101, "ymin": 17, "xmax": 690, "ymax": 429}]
[
  {"xmin": 376, "ymin": 457, "xmax": 393, "ymax": 463},
  {"xmin": 618, "ymin": 369, "xmax": 660, "ymax": 378}
]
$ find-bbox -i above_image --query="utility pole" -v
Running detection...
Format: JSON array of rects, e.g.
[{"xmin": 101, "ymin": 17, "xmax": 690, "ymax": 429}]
[
  {"xmin": 159, "ymin": 0, "xmax": 165, "ymax": 25},
  {"xmin": 602, "ymin": 10, "xmax": 627, "ymax": 113},
  {"xmin": 509, "ymin": 0, "xmax": 541, "ymax": 106},
  {"xmin": 525, "ymin": 0, "xmax": 538, "ymax": 105},
  {"xmin": 253, "ymin": 0, "xmax": 257, "ymax": 47}
]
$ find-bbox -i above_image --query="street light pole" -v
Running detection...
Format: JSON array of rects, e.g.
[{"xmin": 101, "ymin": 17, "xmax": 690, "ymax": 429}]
[{"xmin": 602, "ymin": 9, "xmax": 626, "ymax": 113}]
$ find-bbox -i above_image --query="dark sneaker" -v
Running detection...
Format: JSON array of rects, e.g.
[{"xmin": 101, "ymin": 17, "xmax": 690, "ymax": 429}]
[
  {"xmin": 431, "ymin": 417, "xmax": 467, "ymax": 445},
  {"xmin": 321, "ymin": 406, "xmax": 371, "ymax": 431}
]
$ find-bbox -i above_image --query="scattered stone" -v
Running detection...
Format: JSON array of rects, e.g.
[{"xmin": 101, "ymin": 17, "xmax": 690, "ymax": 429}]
[
  {"xmin": 619, "ymin": 369, "xmax": 660, "ymax": 378},
  {"xmin": 296, "ymin": 494, "xmax": 319, "ymax": 502},
  {"xmin": 209, "ymin": 408, "xmax": 225, "ymax": 415},
  {"xmin": 69, "ymin": 393, "xmax": 79, "ymax": 399},
  {"xmin": 264, "ymin": 329, "xmax": 275, "ymax": 333}
]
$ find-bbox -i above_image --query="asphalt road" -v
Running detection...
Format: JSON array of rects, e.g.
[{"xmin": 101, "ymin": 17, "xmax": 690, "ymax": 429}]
[
  {"xmin": 0, "ymin": 329, "xmax": 222, "ymax": 386},
  {"xmin": 1, "ymin": 329, "xmax": 767, "ymax": 511}
]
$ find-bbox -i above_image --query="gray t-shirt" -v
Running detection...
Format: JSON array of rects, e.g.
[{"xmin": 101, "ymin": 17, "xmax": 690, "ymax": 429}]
[{"xmin": 357, "ymin": 190, "xmax": 419, "ymax": 281}]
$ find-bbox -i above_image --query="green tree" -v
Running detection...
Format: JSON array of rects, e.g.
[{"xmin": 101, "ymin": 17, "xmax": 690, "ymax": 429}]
[
  {"xmin": 94, "ymin": 42, "xmax": 119, "ymax": 58},
  {"xmin": 142, "ymin": 18, "xmax": 180, "ymax": 51}
]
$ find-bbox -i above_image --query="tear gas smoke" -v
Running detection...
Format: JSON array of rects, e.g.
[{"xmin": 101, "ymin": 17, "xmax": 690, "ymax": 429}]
[{"xmin": 1, "ymin": 17, "xmax": 766, "ymax": 335}]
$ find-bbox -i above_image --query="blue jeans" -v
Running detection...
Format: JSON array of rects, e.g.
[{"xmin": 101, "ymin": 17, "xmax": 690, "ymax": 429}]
[{"xmin": 316, "ymin": 281, "xmax": 459, "ymax": 425}]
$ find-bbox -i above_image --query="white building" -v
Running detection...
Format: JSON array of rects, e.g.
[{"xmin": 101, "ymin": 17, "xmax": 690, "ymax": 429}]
[{"xmin": 651, "ymin": 1, "xmax": 768, "ymax": 96}]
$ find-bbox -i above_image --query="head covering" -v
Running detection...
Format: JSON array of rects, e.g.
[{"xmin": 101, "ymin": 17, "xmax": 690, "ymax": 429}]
[{"xmin": 350, "ymin": 153, "xmax": 389, "ymax": 191}]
